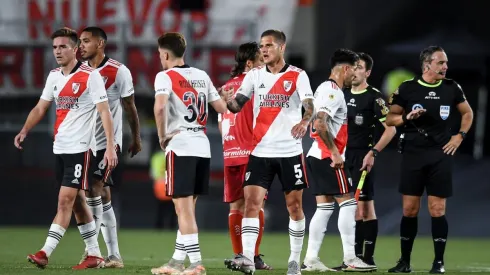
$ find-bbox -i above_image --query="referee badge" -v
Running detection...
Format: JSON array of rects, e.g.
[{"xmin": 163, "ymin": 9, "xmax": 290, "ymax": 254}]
[
  {"xmin": 355, "ymin": 114, "xmax": 364, "ymax": 125},
  {"xmin": 440, "ymin": 105, "xmax": 450, "ymax": 120}
]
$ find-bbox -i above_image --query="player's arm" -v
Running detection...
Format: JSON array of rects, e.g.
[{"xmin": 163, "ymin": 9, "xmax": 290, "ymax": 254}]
[
  {"xmin": 386, "ymin": 84, "xmax": 425, "ymax": 126},
  {"xmin": 372, "ymin": 94, "xmax": 396, "ymax": 152},
  {"xmin": 119, "ymin": 66, "xmax": 142, "ymax": 157},
  {"xmin": 314, "ymin": 112, "xmax": 339, "ymax": 155},
  {"xmin": 292, "ymin": 71, "xmax": 316, "ymax": 138},
  {"xmin": 15, "ymin": 73, "xmax": 55, "ymax": 149},
  {"xmin": 224, "ymin": 72, "xmax": 253, "ymax": 113},
  {"xmin": 154, "ymin": 72, "xmax": 179, "ymax": 150},
  {"xmin": 443, "ymin": 83, "xmax": 473, "ymax": 155},
  {"xmin": 90, "ymin": 71, "xmax": 118, "ymax": 169}
]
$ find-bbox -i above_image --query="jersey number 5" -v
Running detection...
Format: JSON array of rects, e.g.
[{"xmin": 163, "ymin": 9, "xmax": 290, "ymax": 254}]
[{"xmin": 183, "ymin": 91, "xmax": 207, "ymax": 124}]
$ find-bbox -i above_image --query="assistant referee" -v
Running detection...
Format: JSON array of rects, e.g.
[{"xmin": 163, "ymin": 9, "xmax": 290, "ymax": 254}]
[{"xmin": 386, "ymin": 46, "xmax": 473, "ymax": 274}]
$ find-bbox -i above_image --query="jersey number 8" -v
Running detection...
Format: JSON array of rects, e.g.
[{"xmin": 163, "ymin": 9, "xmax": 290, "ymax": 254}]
[{"xmin": 183, "ymin": 91, "xmax": 207, "ymax": 124}]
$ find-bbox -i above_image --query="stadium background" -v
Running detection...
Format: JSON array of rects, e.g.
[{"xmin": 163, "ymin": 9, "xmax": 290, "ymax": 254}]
[{"xmin": 1, "ymin": 0, "xmax": 489, "ymax": 248}]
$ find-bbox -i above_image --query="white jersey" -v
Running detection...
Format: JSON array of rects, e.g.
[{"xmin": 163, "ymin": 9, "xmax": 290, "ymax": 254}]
[
  {"xmin": 87, "ymin": 57, "xmax": 134, "ymax": 150},
  {"xmin": 307, "ymin": 80, "xmax": 348, "ymax": 160},
  {"xmin": 154, "ymin": 65, "xmax": 221, "ymax": 158},
  {"xmin": 40, "ymin": 62, "xmax": 108, "ymax": 155},
  {"xmin": 237, "ymin": 64, "xmax": 314, "ymax": 157}
]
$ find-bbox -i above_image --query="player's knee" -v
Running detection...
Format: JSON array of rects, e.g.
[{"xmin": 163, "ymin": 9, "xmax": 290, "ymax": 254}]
[
  {"xmin": 286, "ymin": 200, "xmax": 303, "ymax": 219},
  {"xmin": 428, "ymin": 201, "xmax": 446, "ymax": 217},
  {"xmin": 57, "ymin": 195, "xmax": 75, "ymax": 213},
  {"xmin": 402, "ymin": 205, "xmax": 419, "ymax": 217},
  {"xmin": 101, "ymin": 187, "xmax": 111, "ymax": 203}
]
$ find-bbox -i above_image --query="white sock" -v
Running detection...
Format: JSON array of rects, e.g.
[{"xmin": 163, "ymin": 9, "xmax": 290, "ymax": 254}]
[
  {"xmin": 288, "ymin": 217, "xmax": 306, "ymax": 264},
  {"xmin": 41, "ymin": 224, "xmax": 66, "ymax": 257},
  {"xmin": 305, "ymin": 203, "xmax": 335, "ymax": 260},
  {"xmin": 241, "ymin": 217, "xmax": 259, "ymax": 262},
  {"xmin": 172, "ymin": 230, "xmax": 187, "ymax": 261},
  {"xmin": 86, "ymin": 196, "xmax": 103, "ymax": 243},
  {"xmin": 78, "ymin": 221, "xmax": 102, "ymax": 257},
  {"xmin": 101, "ymin": 201, "xmax": 121, "ymax": 258},
  {"xmin": 182, "ymin": 233, "xmax": 201, "ymax": 264},
  {"xmin": 338, "ymin": 199, "xmax": 357, "ymax": 261}
]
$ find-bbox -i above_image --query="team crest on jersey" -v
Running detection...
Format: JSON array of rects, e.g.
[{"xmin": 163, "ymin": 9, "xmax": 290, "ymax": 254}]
[
  {"xmin": 355, "ymin": 114, "xmax": 364, "ymax": 125},
  {"xmin": 283, "ymin": 80, "xmax": 293, "ymax": 92},
  {"xmin": 440, "ymin": 105, "xmax": 450, "ymax": 120},
  {"xmin": 72, "ymin": 83, "xmax": 81, "ymax": 94}
]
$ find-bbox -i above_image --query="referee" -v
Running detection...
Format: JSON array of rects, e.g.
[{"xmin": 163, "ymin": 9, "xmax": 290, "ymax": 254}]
[
  {"xmin": 386, "ymin": 46, "xmax": 473, "ymax": 274},
  {"xmin": 337, "ymin": 53, "xmax": 396, "ymax": 271}
]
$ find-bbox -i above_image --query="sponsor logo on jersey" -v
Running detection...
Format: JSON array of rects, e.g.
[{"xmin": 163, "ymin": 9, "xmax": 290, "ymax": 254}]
[
  {"xmin": 259, "ymin": 83, "xmax": 265, "ymax": 88},
  {"xmin": 412, "ymin": 103, "xmax": 424, "ymax": 110},
  {"xmin": 425, "ymin": 91, "xmax": 440, "ymax": 100},
  {"xmin": 258, "ymin": 94, "xmax": 291, "ymax": 108},
  {"xmin": 223, "ymin": 134, "xmax": 235, "ymax": 141},
  {"xmin": 440, "ymin": 105, "xmax": 450, "ymax": 120},
  {"xmin": 223, "ymin": 147, "xmax": 251, "ymax": 158},
  {"xmin": 347, "ymin": 98, "xmax": 356, "ymax": 107},
  {"xmin": 56, "ymin": 96, "xmax": 80, "ymax": 110}
]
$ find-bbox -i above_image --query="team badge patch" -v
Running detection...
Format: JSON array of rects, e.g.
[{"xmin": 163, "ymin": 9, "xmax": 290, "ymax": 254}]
[
  {"xmin": 440, "ymin": 105, "xmax": 450, "ymax": 120},
  {"xmin": 72, "ymin": 83, "xmax": 80, "ymax": 94},
  {"xmin": 355, "ymin": 114, "xmax": 364, "ymax": 125},
  {"xmin": 283, "ymin": 80, "xmax": 293, "ymax": 92},
  {"xmin": 412, "ymin": 103, "xmax": 423, "ymax": 110}
]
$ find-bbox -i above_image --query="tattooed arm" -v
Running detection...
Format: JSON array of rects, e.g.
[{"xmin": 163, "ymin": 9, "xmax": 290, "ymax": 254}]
[
  {"xmin": 301, "ymin": 98, "xmax": 315, "ymax": 124},
  {"xmin": 226, "ymin": 93, "xmax": 250, "ymax": 113},
  {"xmin": 314, "ymin": 112, "xmax": 338, "ymax": 154}
]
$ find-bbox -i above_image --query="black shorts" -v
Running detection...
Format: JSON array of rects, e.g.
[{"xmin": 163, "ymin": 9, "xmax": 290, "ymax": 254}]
[
  {"xmin": 166, "ymin": 151, "xmax": 210, "ymax": 198},
  {"xmin": 399, "ymin": 149, "xmax": 453, "ymax": 198},
  {"xmin": 306, "ymin": 156, "xmax": 352, "ymax": 196},
  {"xmin": 93, "ymin": 145, "xmax": 122, "ymax": 187},
  {"xmin": 346, "ymin": 149, "xmax": 375, "ymax": 201},
  {"xmin": 243, "ymin": 154, "xmax": 308, "ymax": 192},
  {"xmin": 55, "ymin": 150, "xmax": 94, "ymax": 190}
]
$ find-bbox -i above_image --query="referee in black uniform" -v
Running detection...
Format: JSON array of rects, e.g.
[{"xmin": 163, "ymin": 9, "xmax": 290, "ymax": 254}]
[
  {"xmin": 386, "ymin": 46, "xmax": 473, "ymax": 274},
  {"xmin": 341, "ymin": 53, "xmax": 396, "ymax": 270}
]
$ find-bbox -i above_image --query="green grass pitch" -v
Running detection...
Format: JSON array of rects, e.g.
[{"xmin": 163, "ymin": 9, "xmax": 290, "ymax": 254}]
[{"xmin": 0, "ymin": 227, "xmax": 488, "ymax": 274}]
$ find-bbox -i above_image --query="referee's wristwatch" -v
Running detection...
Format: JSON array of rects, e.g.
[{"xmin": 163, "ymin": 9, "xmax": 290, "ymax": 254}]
[
  {"xmin": 458, "ymin": 131, "xmax": 467, "ymax": 140},
  {"xmin": 371, "ymin": 148, "xmax": 379, "ymax": 158}
]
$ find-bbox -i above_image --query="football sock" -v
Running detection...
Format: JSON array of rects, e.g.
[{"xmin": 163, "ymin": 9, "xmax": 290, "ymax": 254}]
[
  {"xmin": 100, "ymin": 201, "xmax": 121, "ymax": 258},
  {"xmin": 172, "ymin": 230, "xmax": 187, "ymax": 261},
  {"xmin": 255, "ymin": 208, "xmax": 265, "ymax": 256},
  {"xmin": 41, "ymin": 224, "xmax": 66, "ymax": 257},
  {"xmin": 354, "ymin": 220, "xmax": 364, "ymax": 257},
  {"xmin": 78, "ymin": 221, "xmax": 101, "ymax": 257},
  {"xmin": 288, "ymin": 217, "xmax": 305, "ymax": 264},
  {"xmin": 241, "ymin": 218, "xmax": 259, "ymax": 262},
  {"xmin": 363, "ymin": 219, "xmax": 378, "ymax": 261},
  {"xmin": 228, "ymin": 210, "xmax": 243, "ymax": 254},
  {"xmin": 304, "ymin": 203, "xmax": 334, "ymax": 260},
  {"xmin": 182, "ymin": 233, "xmax": 201, "ymax": 264},
  {"xmin": 400, "ymin": 216, "xmax": 418, "ymax": 264},
  {"xmin": 338, "ymin": 199, "xmax": 357, "ymax": 261},
  {"xmin": 431, "ymin": 216, "xmax": 448, "ymax": 263}
]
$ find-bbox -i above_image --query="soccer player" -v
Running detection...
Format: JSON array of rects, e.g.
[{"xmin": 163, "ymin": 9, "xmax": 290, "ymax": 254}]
[
  {"xmin": 386, "ymin": 46, "xmax": 473, "ymax": 273},
  {"xmin": 223, "ymin": 29, "xmax": 315, "ymax": 275},
  {"xmin": 150, "ymin": 32, "xmax": 228, "ymax": 275},
  {"xmin": 15, "ymin": 28, "xmax": 117, "ymax": 269},
  {"xmin": 333, "ymin": 52, "xmax": 396, "ymax": 270},
  {"xmin": 218, "ymin": 42, "xmax": 271, "ymax": 270},
  {"xmin": 301, "ymin": 49, "xmax": 376, "ymax": 272},
  {"xmin": 78, "ymin": 26, "xmax": 142, "ymax": 268}
]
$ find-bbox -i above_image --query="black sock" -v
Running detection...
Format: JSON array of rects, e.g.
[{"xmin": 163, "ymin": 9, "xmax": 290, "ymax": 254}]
[
  {"xmin": 354, "ymin": 220, "xmax": 364, "ymax": 257},
  {"xmin": 363, "ymin": 219, "xmax": 378, "ymax": 261},
  {"xmin": 431, "ymin": 215, "xmax": 448, "ymax": 263},
  {"xmin": 400, "ymin": 216, "xmax": 418, "ymax": 264}
]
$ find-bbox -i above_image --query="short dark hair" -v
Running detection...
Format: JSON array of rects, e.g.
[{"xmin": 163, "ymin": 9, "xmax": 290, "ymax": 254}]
[
  {"xmin": 358, "ymin": 52, "xmax": 373, "ymax": 71},
  {"xmin": 81, "ymin": 26, "xmax": 108, "ymax": 42},
  {"xmin": 261, "ymin": 29, "xmax": 286, "ymax": 44},
  {"xmin": 157, "ymin": 32, "xmax": 186, "ymax": 58},
  {"xmin": 231, "ymin": 42, "xmax": 260, "ymax": 78},
  {"xmin": 420, "ymin": 45, "xmax": 444, "ymax": 68},
  {"xmin": 51, "ymin": 27, "xmax": 78, "ymax": 46},
  {"xmin": 330, "ymin": 48, "xmax": 359, "ymax": 68}
]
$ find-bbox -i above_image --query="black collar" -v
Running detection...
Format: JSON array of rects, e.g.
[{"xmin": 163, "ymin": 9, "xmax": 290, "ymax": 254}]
[
  {"xmin": 87, "ymin": 56, "xmax": 109, "ymax": 69},
  {"xmin": 62, "ymin": 61, "xmax": 82, "ymax": 76},
  {"xmin": 173, "ymin": 64, "xmax": 190, "ymax": 68},
  {"xmin": 327, "ymin": 78, "xmax": 338, "ymax": 86},
  {"xmin": 266, "ymin": 63, "xmax": 289, "ymax": 73}
]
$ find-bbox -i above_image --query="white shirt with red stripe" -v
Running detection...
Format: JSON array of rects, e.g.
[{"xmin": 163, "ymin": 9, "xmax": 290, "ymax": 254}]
[
  {"xmin": 40, "ymin": 62, "xmax": 108, "ymax": 155},
  {"xmin": 218, "ymin": 73, "xmax": 254, "ymax": 166},
  {"xmin": 154, "ymin": 65, "xmax": 221, "ymax": 158},
  {"xmin": 307, "ymin": 80, "xmax": 348, "ymax": 160},
  {"xmin": 85, "ymin": 57, "xmax": 134, "ymax": 150},
  {"xmin": 237, "ymin": 64, "xmax": 314, "ymax": 158}
]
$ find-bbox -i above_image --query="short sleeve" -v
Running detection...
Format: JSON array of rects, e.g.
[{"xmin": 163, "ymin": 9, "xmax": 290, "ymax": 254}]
[
  {"xmin": 390, "ymin": 82, "xmax": 408, "ymax": 108},
  {"xmin": 373, "ymin": 91, "xmax": 390, "ymax": 122},
  {"xmin": 207, "ymin": 74, "xmax": 221, "ymax": 102},
  {"xmin": 314, "ymin": 82, "xmax": 343, "ymax": 117},
  {"xmin": 236, "ymin": 70, "xmax": 255, "ymax": 99},
  {"xmin": 154, "ymin": 72, "xmax": 171, "ymax": 96},
  {"xmin": 296, "ymin": 70, "xmax": 314, "ymax": 101},
  {"xmin": 116, "ymin": 65, "xmax": 135, "ymax": 98},
  {"xmin": 453, "ymin": 81, "xmax": 466, "ymax": 105},
  {"xmin": 40, "ymin": 72, "xmax": 55, "ymax": 102},
  {"xmin": 88, "ymin": 70, "xmax": 108, "ymax": 104}
]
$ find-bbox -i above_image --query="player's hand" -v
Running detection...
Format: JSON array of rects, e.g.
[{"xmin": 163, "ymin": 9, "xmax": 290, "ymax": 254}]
[
  {"xmin": 159, "ymin": 130, "xmax": 180, "ymax": 150},
  {"xmin": 127, "ymin": 136, "xmax": 142, "ymax": 158},
  {"xmin": 406, "ymin": 109, "xmax": 426, "ymax": 120},
  {"xmin": 14, "ymin": 131, "xmax": 27, "ymax": 150},
  {"xmin": 291, "ymin": 121, "xmax": 308, "ymax": 139},
  {"xmin": 222, "ymin": 87, "xmax": 235, "ymax": 103},
  {"xmin": 330, "ymin": 153, "xmax": 344, "ymax": 169},
  {"xmin": 104, "ymin": 146, "xmax": 118, "ymax": 171},
  {"xmin": 360, "ymin": 151, "xmax": 375, "ymax": 172},
  {"xmin": 442, "ymin": 134, "xmax": 463, "ymax": 155}
]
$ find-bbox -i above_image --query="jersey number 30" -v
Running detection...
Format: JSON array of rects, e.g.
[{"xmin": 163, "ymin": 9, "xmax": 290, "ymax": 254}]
[{"xmin": 183, "ymin": 91, "xmax": 207, "ymax": 124}]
